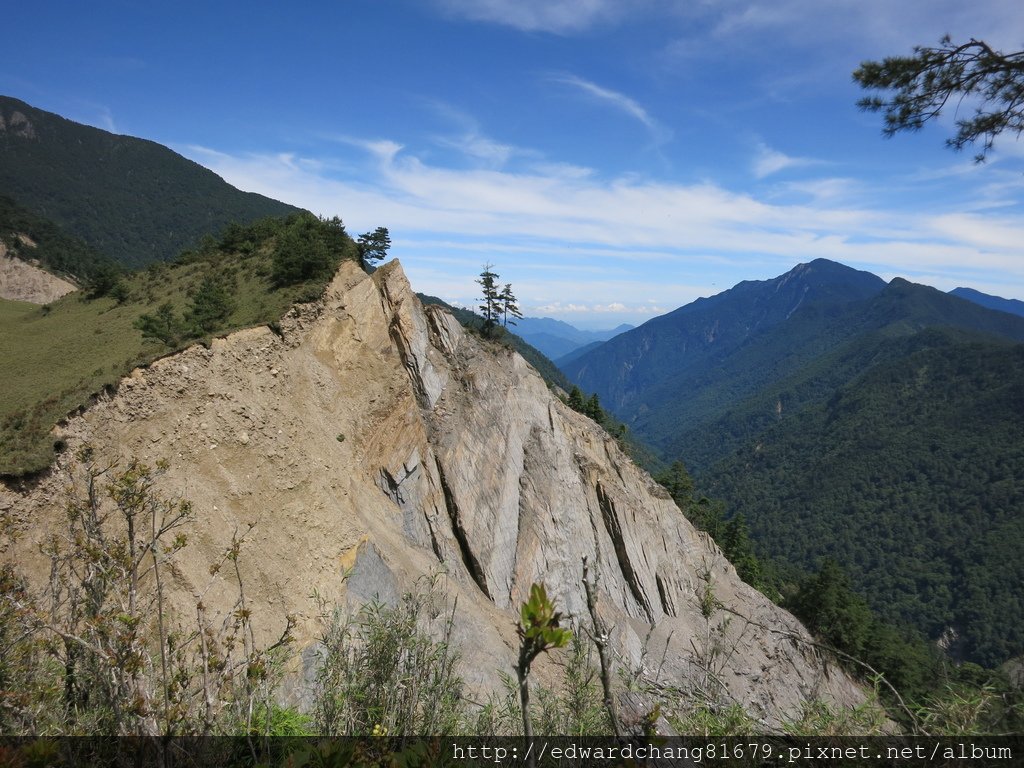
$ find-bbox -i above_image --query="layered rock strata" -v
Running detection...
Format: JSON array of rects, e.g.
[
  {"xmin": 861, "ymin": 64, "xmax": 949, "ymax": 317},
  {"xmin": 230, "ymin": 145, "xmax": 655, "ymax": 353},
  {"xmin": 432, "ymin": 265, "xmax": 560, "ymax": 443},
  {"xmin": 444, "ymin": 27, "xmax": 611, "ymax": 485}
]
[{"xmin": 0, "ymin": 260, "xmax": 864, "ymax": 726}]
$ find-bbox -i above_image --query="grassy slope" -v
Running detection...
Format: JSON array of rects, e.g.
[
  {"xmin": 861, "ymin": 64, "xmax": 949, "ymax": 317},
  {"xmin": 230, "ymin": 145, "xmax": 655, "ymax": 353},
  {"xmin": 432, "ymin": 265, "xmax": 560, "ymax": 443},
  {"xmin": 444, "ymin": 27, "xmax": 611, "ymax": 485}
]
[{"xmin": 0, "ymin": 218, "xmax": 358, "ymax": 477}]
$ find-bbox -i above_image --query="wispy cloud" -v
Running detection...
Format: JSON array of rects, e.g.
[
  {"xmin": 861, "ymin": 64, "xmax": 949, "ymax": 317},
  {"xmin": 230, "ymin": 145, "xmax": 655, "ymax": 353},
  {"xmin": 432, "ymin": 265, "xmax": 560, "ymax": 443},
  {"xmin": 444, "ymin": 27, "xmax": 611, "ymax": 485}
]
[
  {"xmin": 180, "ymin": 136, "xmax": 1024, "ymax": 320},
  {"xmin": 96, "ymin": 107, "xmax": 117, "ymax": 134},
  {"xmin": 421, "ymin": 101, "xmax": 538, "ymax": 169},
  {"xmin": 752, "ymin": 141, "xmax": 818, "ymax": 178},
  {"xmin": 433, "ymin": 0, "xmax": 631, "ymax": 34},
  {"xmin": 534, "ymin": 300, "xmax": 668, "ymax": 316},
  {"xmin": 322, "ymin": 135, "xmax": 404, "ymax": 164},
  {"xmin": 551, "ymin": 74, "xmax": 672, "ymax": 144}
]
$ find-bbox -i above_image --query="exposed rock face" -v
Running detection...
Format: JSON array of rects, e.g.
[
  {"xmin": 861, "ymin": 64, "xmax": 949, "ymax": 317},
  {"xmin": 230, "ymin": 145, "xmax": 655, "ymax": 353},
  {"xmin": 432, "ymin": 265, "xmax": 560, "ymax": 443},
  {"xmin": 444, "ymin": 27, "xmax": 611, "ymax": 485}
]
[
  {"xmin": 0, "ymin": 241, "xmax": 77, "ymax": 303},
  {"xmin": 0, "ymin": 260, "xmax": 864, "ymax": 726},
  {"xmin": 0, "ymin": 109, "xmax": 36, "ymax": 139}
]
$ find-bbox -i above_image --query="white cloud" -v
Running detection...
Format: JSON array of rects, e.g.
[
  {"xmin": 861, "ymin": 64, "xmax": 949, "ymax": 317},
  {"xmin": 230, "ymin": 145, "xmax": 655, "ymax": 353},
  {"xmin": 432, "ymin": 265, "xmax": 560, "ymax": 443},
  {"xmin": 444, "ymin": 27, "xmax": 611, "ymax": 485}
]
[
  {"xmin": 752, "ymin": 141, "xmax": 818, "ymax": 178},
  {"xmin": 179, "ymin": 136, "xmax": 1024, "ymax": 312},
  {"xmin": 700, "ymin": 0, "xmax": 1024, "ymax": 53},
  {"xmin": 435, "ymin": 132, "xmax": 520, "ymax": 168},
  {"xmin": 551, "ymin": 74, "xmax": 672, "ymax": 144},
  {"xmin": 323, "ymin": 136, "xmax": 404, "ymax": 164},
  {"xmin": 434, "ymin": 0, "xmax": 633, "ymax": 34},
  {"xmin": 776, "ymin": 177, "xmax": 862, "ymax": 203},
  {"xmin": 420, "ymin": 100, "xmax": 539, "ymax": 169},
  {"xmin": 533, "ymin": 301, "xmax": 668, "ymax": 315}
]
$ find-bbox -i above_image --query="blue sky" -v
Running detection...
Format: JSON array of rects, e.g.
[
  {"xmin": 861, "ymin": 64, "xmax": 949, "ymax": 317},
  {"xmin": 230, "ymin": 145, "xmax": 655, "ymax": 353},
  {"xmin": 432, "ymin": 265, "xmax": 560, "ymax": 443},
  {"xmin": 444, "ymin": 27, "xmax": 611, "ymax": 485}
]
[{"xmin": 5, "ymin": 0, "xmax": 1024, "ymax": 328}]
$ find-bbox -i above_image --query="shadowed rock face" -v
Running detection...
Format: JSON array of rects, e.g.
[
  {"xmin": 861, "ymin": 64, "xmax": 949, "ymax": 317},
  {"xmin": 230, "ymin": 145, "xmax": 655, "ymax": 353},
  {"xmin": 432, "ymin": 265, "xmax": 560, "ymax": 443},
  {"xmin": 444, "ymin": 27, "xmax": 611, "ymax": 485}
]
[{"xmin": 1, "ymin": 260, "xmax": 865, "ymax": 726}]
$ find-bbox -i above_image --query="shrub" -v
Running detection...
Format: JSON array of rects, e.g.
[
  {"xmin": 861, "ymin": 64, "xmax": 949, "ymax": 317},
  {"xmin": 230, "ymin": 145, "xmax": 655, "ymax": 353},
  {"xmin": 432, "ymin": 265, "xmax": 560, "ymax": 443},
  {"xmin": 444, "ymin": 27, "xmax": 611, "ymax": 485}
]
[{"xmin": 312, "ymin": 575, "xmax": 464, "ymax": 737}]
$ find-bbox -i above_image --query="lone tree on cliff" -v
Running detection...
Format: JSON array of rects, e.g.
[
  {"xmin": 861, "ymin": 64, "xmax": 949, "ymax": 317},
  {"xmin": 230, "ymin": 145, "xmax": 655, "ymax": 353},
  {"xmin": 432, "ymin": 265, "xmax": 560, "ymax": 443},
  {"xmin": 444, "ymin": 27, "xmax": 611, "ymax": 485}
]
[
  {"xmin": 477, "ymin": 265, "xmax": 524, "ymax": 337},
  {"xmin": 499, "ymin": 283, "xmax": 522, "ymax": 328},
  {"xmin": 854, "ymin": 36, "xmax": 1024, "ymax": 162},
  {"xmin": 358, "ymin": 226, "xmax": 391, "ymax": 269},
  {"xmin": 476, "ymin": 264, "xmax": 501, "ymax": 337}
]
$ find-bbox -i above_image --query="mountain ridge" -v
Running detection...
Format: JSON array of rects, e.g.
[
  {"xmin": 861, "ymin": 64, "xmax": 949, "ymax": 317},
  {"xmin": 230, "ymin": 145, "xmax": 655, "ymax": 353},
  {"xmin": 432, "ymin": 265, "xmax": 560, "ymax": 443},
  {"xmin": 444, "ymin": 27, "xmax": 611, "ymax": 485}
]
[
  {"xmin": 0, "ymin": 95, "xmax": 300, "ymax": 267},
  {"xmin": 0, "ymin": 259, "xmax": 867, "ymax": 723},
  {"xmin": 511, "ymin": 316, "xmax": 633, "ymax": 360},
  {"xmin": 562, "ymin": 258, "xmax": 887, "ymax": 416},
  {"xmin": 560, "ymin": 258, "xmax": 1024, "ymax": 666},
  {"xmin": 951, "ymin": 286, "xmax": 1024, "ymax": 319}
]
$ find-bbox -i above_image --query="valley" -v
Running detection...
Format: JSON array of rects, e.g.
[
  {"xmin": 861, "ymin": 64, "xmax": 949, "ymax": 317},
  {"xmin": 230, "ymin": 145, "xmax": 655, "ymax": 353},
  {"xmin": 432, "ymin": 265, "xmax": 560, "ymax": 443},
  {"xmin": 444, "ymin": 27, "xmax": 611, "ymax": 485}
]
[
  {"xmin": 1, "ymin": 92, "xmax": 1022, "ymax": 744},
  {"xmin": 561, "ymin": 259, "xmax": 1024, "ymax": 671}
]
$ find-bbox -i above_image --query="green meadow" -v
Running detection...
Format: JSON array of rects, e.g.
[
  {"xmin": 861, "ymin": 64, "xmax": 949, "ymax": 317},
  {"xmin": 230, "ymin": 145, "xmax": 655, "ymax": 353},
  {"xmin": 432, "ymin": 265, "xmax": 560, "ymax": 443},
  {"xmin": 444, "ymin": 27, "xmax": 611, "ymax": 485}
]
[{"xmin": 0, "ymin": 214, "xmax": 359, "ymax": 476}]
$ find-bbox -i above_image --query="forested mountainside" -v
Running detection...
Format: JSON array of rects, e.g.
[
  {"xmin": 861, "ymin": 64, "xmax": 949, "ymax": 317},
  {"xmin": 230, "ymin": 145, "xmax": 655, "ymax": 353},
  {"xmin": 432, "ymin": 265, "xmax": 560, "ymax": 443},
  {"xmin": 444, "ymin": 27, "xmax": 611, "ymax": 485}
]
[
  {"xmin": 0, "ymin": 96, "xmax": 298, "ymax": 267},
  {"xmin": 708, "ymin": 331, "xmax": 1024, "ymax": 667},
  {"xmin": 561, "ymin": 260, "xmax": 1024, "ymax": 667},
  {"xmin": 562, "ymin": 259, "xmax": 887, "ymax": 420},
  {"xmin": 0, "ymin": 195, "xmax": 116, "ymax": 283},
  {"xmin": 951, "ymin": 286, "xmax": 1024, "ymax": 319}
]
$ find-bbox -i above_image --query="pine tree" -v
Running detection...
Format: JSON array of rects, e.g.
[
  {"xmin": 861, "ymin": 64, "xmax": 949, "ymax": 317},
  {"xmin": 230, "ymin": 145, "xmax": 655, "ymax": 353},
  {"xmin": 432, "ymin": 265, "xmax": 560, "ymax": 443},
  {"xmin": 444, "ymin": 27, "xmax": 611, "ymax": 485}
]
[
  {"xmin": 186, "ymin": 275, "xmax": 234, "ymax": 334},
  {"xmin": 499, "ymin": 283, "xmax": 523, "ymax": 327},
  {"xmin": 658, "ymin": 460, "xmax": 695, "ymax": 508},
  {"xmin": 854, "ymin": 36, "xmax": 1024, "ymax": 162},
  {"xmin": 567, "ymin": 386, "xmax": 585, "ymax": 412},
  {"xmin": 357, "ymin": 226, "xmax": 391, "ymax": 268},
  {"xmin": 476, "ymin": 264, "xmax": 501, "ymax": 337}
]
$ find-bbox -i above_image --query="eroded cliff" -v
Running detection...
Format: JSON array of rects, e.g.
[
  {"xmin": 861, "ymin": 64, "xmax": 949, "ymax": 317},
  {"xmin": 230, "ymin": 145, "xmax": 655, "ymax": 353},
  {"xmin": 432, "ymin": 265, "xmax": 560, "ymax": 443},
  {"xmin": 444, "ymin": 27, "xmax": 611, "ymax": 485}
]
[{"xmin": 0, "ymin": 260, "xmax": 864, "ymax": 727}]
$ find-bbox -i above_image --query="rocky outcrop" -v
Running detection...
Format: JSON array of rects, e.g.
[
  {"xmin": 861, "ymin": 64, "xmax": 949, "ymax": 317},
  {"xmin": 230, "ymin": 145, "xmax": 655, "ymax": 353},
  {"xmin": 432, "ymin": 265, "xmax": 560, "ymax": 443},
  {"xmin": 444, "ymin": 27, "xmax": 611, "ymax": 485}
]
[
  {"xmin": 0, "ymin": 241, "xmax": 77, "ymax": 303},
  {"xmin": 0, "ymin": 260, "xmax": 865, "ymax": 726}
]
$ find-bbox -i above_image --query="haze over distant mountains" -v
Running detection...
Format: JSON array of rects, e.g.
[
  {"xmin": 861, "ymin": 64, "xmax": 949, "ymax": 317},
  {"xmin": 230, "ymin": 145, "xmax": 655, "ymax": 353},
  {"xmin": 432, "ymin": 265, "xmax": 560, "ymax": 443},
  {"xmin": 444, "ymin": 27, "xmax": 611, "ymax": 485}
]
[
  {"xmin": 950, "ymin": 286, "xmax": 1024, "ymax": 319},
  {"xmin": 509, "ymin": 316, "xmax": 633, "ymax": 360},
  {"xmin": 560, "ymin": 258, "xmax": 1024, "ymax": 666}
]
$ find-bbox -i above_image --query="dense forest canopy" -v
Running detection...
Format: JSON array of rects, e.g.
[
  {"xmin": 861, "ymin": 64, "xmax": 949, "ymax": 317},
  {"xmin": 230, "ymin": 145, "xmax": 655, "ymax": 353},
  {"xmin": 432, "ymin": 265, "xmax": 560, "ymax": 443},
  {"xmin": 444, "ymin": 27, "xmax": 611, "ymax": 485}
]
[{"xmin": 0, "ymin": 96, "xmax": 298, "ymax": 267}]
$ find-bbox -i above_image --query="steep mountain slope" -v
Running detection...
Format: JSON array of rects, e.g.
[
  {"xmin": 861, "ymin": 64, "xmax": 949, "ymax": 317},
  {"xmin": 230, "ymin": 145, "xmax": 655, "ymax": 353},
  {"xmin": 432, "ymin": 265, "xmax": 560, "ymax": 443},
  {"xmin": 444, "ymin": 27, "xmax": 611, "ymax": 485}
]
[
  {"xmin": 0, "ymin": 195, "xmax": 115, "ymax": 283},
  {"xmin": 417, "ymin": 295, "xmax": 573, "ymax": 392},
  {"xmin": 0, "ymin": 261, "xmax": 865, "ymax": 724},
  {"xmin": 655, "ymin": 278, "xmax": 1024, "ymax": 469},
  {"xmin": 951, "ymin": 286, "xmax": 1024, "ymax": 319},
  {"xmin": 561, "ymin": 259, "xmax": 886, "ymax": 420},
  {"xmin": 555, "ymin": 340, "xmax": 604, "ymax": 368},
  {"xmin": 709, "ymin": 332, "xmax": 1024, "ymax": 667},
  {"xmin": 0, "ymin": 96, "xmax": 299, "ymax": 267},
  {"xmin": 563, "ymin": 260, "xmax": 1024, "ymax": 667},
  {"xmin": 0, "ymin": 212, "xmax": 359, "ymax": 477},
  {"xmin": 0, "ymin": 243, "xmax": 76, "ymax": 304}
]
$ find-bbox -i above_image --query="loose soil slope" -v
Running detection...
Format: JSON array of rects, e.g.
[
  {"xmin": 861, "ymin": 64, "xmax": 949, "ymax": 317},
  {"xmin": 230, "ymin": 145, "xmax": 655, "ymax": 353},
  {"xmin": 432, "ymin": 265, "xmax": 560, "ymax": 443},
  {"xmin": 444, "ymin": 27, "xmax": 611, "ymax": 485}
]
[{"xmin": 0, "ymin": 260, "xmax": 864, "ymax": 724}]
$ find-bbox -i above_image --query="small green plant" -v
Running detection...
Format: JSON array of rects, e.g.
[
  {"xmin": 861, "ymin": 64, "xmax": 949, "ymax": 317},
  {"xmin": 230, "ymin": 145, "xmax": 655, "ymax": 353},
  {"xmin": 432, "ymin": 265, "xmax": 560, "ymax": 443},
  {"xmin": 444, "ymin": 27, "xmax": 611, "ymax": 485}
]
[
  {"xmin": 782, "ymin": 697, "xmax": 888, "ymax": 736},
  {"xmin": 515, "ymin": 582, "xmax": 571, "ymax": 762},
  {"xmin": 670, "ymin": 701, "xmax": 758, "ymax": 737},
  {"xmin": 916, "ymin": 682, "xmax": 999, "ymax": 736},
  {"xmin": 532, "ymin": 631, "xmax": 610, "ymax": 736},
  {"xmin": 0, "ymin": 449, "xmax": 295, "ymax": 736}
]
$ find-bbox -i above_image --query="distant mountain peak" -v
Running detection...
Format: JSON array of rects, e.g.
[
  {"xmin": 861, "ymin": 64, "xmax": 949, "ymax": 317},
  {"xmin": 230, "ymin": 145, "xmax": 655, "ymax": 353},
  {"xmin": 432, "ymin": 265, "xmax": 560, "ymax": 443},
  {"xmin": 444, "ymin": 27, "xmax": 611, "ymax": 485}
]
[
  {"xmin": 782, "ymin": 258, "xmax": 884, "ymax": 286},
  {"xmin": 950, "ymin": 286, "xmax": 1024, "ymax": 319}
]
